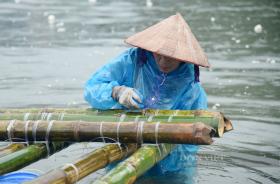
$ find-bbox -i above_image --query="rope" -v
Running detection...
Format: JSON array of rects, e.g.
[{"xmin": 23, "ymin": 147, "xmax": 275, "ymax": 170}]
[{"xmin": 64, "ymin": 163, "xmax": 80, "ymax": 183}]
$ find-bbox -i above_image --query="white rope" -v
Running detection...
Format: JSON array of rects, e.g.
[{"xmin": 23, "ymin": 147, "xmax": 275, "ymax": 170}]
[
  {"xmin": 47, "ymin": 113, "xmax": 52, "ymax": 121},
  {"xmin": 119, "ymin": 113, "xmax": 126, "ymax": 122},
  {"xmin": 64, "ymin": 163, "xmax": 80, "ymax": 183},
  {"xmin": 24, "ymin": 120, "xmax": 30, "ymax": 146},
  {"xmin": 167, "ymin": 115, "xmax": 173, "ymax": 122},
  {"xmin": 45, "ymin": 120, "xmax": 55, "ymax": 157},
  {"xmin": 7, "ymin": 120, "xmax": 16, "ymax": 143},
  {"xmin": 155, "ymin": 121, "xmax": 162, "ymax": 158},
  {"xmin": 99, "ymin": 121, "xmax": 105, "ymax": 143},
  {"xmin": 116, "ymin": 121, "xmax": 121, "ymax": 143},
  {"xmin": 147, "ymin": 115, "xmax": 154, "ymax": 122},
  {"xmin": 59, "ymin": 113, "xmax": 65, "ymax": 121},
  {"xmin": 134, "ymin": 115, "xmax": 140, "ymax": 123},
  {"xmin": 32, "ymin": 120, "xmax": 40, "ymax": 143},
  {"xmin": 23, "ymin": 113, "xmax": 30, "ymax": 121},
  {"xmin": 138, "ymin": 121, "xmax": 145, "ymax": 145}
]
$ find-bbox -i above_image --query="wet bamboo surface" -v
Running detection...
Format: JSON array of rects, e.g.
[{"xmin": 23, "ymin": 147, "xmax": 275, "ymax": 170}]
[
  {"xmin": 0, "ymin": 120, "xmax": 215, "ymax": 145},
  {"xmin": 0, "ymin": 108, "xmax": 233, "ymax": 137},
  {"xmin": 0, "ymin": 143, "xmax": 26, "ymax": 157},
  {"xmin": 93, "ymin": 144, "xmax": 175, "ymax": 184},
  {"xmin": 24, "ymin": 144, "xmax": 138, "ymax": 184},
  {"xmin": 0, "ymin": 142, "xmax": 68, "ymax": 175}
]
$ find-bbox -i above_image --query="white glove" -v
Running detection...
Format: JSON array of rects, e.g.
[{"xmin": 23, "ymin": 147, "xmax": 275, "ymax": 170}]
[{"xmin": 112, "ymin": 86, "xmax": 143, "ymax": 109}]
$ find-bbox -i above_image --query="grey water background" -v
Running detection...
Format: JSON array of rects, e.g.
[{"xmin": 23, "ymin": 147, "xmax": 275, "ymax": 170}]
[{"xmin": 0, "ymin": 0, "xmax": 279, "ymax": 183}]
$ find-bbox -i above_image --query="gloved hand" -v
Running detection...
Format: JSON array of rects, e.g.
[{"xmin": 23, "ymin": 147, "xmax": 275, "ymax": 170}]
[{"xmin": 112, "ymin": 86, "xmax": 143, "ymax": 109}]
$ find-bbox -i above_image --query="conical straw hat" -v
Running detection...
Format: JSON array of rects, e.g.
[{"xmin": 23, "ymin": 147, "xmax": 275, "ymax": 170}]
[{"xmin": 125, "ymin": 13, "xmax": 210, "ymax": 67}]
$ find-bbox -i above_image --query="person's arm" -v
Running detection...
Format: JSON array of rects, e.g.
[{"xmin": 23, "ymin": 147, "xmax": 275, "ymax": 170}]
[
  {"xmin": 191, "ymin": 83, "xmax": 208, "ymax": 110},
  {"xmin": 84, "ymin": 48, "xmax": 136, "ymax": 109}
]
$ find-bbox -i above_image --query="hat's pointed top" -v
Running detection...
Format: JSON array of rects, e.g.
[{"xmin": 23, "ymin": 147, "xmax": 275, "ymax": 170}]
[{"xmin": 125, "ymin": 13, "xmax": 210, "ymax": 67}]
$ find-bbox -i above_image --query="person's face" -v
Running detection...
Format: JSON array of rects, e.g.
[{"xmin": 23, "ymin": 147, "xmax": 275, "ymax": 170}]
[{"xmin": 153, "ymin": 53, "xmax": 181, "ymax": 73}]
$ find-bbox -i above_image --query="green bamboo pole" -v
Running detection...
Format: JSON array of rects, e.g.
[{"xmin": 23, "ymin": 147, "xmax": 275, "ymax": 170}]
[
  {"xmin": 0, "ymin": 142, "xmax": 68, "ymax": 175},
  {"xmin": 0, "ymin": 143, "xmax": 26, "ymax": 157},
  {"xmin": 0, "ymin": 108, "xmax": 232, "ymax": 137},
  {"xmin": 0, "ymin": 120, "xmax": 215, "ymax": 145},
  {"xmin": 92, "ymin": 144, "xmax": 175, "ymax": 184},
  {"xmin": 24, "ymin": 144, "xmax": 138, "ymax": 184}
]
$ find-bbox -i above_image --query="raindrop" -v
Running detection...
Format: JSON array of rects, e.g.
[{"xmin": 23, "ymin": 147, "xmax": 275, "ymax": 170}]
[
  {"xmin": 251, "ymin": 60, "xmax": 260, "ymax": 64},
  {"xmin": 48, "ymin": 15, "xmax": 56, "ymax": 24},
  {"xmin": 57, "ymin": 27, "xmax": 66, "ymax": 33},
  {"xmin": 146, "ymin": 0, "xmax": 153, "ymax": 7},
  {"xmin": 43, "ymin": 12, "xmax": 49, "ymax": 16},
  {"xmin": 270, "ymin": 60, "xmax": 276, "ymax": 64},
  {"xmin": 56, "ymin": 22, "xmax": 64, "ymax": 27},
  {"xmin": 88, "ymin": 0, "xmax": 97, "ymax": 4},
  {"xmin": 210, "ymin": 17, "xmax": 215, "ymax": 22},
  {"xmin": 254, "ymin": 24, "xmax": 263, "ymax": 34},
  {"xmin": 14, "ymin": 0, "xmax": 20, "ymax": 3},
  {"xmin": 235, "ymin": 39, "xmax": 241, "ymax": 44},
  {"xmin": 245, "ymin": 45, "xmax": 250, "ymax": 49}
]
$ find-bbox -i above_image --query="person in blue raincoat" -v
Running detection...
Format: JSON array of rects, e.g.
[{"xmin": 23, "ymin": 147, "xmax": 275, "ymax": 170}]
[{"xmin": 84, "ymin": 13, "xmax": 210, "ymax": 182}]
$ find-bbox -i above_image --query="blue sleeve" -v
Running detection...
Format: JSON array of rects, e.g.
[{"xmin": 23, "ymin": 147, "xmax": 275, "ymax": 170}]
[
  {"xmin": 84, "ymin": 48, "xmax": 136, "ymax": 109},
  {"xmin": 191, "ymin": 83, "xmax": 208, "ymax": 110}
]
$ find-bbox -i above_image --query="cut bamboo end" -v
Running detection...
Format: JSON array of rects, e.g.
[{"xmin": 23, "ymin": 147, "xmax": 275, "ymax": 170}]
[
  {"xmin": 0, "ymin": 143, "xmax": 26, "ymax": 158},
  {"xmin": 217, "ymin": 116, "xmax": 225, "ymax": 137},
  {"xmin": 224, "ymin": 117, "xmax": 233, "ymax": 132},
  {"xmin": 193, "ymin": 123, "xmax": 215, "ymax": 145},
  {"xmin": 0, "ymin": 142, "xmax": 68, "ymax": 175}
]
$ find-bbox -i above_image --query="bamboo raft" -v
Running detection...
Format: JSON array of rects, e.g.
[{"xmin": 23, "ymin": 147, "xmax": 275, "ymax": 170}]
[{"xmin": 0, "ymin": 108, "xmax": 233, "ymax": 184}]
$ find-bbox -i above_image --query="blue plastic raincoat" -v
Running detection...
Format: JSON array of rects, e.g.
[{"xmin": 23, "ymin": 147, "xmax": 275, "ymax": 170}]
[{"xmin": 84, "ymin": 47, "xmax": 208, "ymax": 179}]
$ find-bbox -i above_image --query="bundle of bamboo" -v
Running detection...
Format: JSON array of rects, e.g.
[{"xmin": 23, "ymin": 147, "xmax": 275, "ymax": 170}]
[
  {"xmin": 0, "ymin": 120, "xmax": 215, "ymax": 144},
  {"xmin": 0, "ymin": 142, "xmax": 69, "ymax": 175},
  {"xmin": 93, "ymin": 144, "xmax": 175, "ymax": 184},
  {"xmin": 24, "ymin": 144, "xmax": 138, "ymax": 184},
  {"xmin": 0, "ymin": 108, "xmax": 233, "ymax": 137},
  {"xmin": 0, "ymin": 108, "xmax": 233, "ymax": 184}
]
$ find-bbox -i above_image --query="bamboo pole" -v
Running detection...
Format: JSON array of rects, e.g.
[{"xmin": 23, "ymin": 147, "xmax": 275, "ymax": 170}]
[
  {"xmin": 92, "ymin": 144, "xmax": 175, "ymax": 184},
  {"xmin": 0, "ymin": 120, "xmax": 215, "ymax": 145},
  {"xmin": 24, "ymin": 144, "xmax": 138, "ymax": 184},
  {"xmin": 0, "ymin": 143, "xmax": 26, "ymax": 157},
  {"xmin": 0, "ymin": 142, "xmax": 68, "ymax": 175},
  {"xmin": 0, "ymin": 108, "xmax": 232, "ymax": 137}
]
